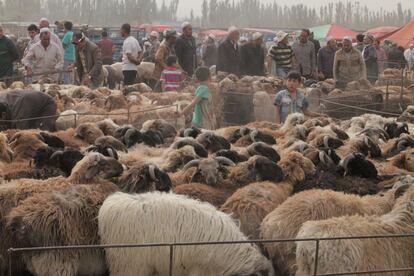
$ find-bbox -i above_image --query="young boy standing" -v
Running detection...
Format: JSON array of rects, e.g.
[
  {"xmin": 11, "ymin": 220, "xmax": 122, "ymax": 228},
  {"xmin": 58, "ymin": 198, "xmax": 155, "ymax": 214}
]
[
  {"xmin": 179, "ymin": 67, "xmax": 217, "ymax": 129},
  {"xmin": 274, "ymin": 71, "xmax": 324, "ymax": 124},
  {"xmin": 160, "ymin": 55, "xmax": 186, "ymax": 92}
]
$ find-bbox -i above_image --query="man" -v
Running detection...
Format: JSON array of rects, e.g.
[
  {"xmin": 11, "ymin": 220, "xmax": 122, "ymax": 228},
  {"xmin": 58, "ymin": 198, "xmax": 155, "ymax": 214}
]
[
  {"xmin": 240, "ymin": 32, "xmax": 265, "ymax": 76},
  {"xmin": 34, "ymin": 18, "xmax": 64, "ymax": 55},
  {"xmin": 62, "ymin": 21, "xmax": 75, "ymax": 84},
  {"xmin": 153, "ymin": 30, "xmax": 178, "ymax": 90},
  {"xmin": 175, "ymin": 22, "xmax": 197, "ymax": 77},
  {"xmin": 0, "ymin": 90, "xmax": 57, "ymax": 131},
  {"xmin": 146, "ymin": 31, "xmax": 160, "ymax": 62},
  {"xmin": 267, "ymin": 31, "xmax": 294, "ymax": 78},
  {"xmin": 292, "ymin": 29, "xmax": 317, "ymax": 79},
  {"xmin": 0, "ymin": 24, "xmax": 19, "ymax": 86},
  {"xmin": 121, "ymin": 23, "xmax": 142, "ymax": 86},
  {"xmin": 24, "ymin": 24, "xmax": 39, "ymax": 58},
  {"xmin": 309, "ymin": 32, "xmax": 321, "ymax": 57},
  {"xmin": 404, "ymin": 44, "xmax": 414, "ymax": 71},
  {"xmin": 317, "ymin": 36, "xmax": 338, "ymax": 80},
  {"xmin": 72, "ymin": 31, "xmax": 104, "ymax": 89},
  {"xmin": 202, "ymin": 34, "xmax": 217, "ymax": 68},
  {"xmin": 388, "ymin": 43, "xmax": 406, "ymax": 69},
  {"xmin": 362, "ymin": 34, "xmax": 379, "ymax": 84},
  {"xmin": 97, "ymin": 30, "xmax": 115, "ymax": 65},
  {"xmin": 217, "ymin": 26, "xmax": 241, "ymax": 75},
  {"xmin": 355, "ymin": 34, "xmax": 365, "ymax": 53},
  {"xmin": 374, "ymin": 39, "xmax": 387, "ymax": 74},
  {"xmin": 333, "ymin": 36, "xmax": 366, "ymax": 84},
  {"xmin": 22, "ymin": 28, "xmax": 63, "ymax": 83}
]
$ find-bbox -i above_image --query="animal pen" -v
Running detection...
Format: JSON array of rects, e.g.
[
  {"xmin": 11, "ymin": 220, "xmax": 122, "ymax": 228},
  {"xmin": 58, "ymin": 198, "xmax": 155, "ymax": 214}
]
[{"xmin": 7, "ymin": 233, "xmax": 414, "ymax": 276}]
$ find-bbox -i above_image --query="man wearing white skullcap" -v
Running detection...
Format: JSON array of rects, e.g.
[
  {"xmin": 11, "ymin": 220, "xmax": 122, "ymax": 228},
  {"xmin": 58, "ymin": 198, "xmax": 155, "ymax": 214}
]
[
  {"xmin": 240, "ymin": 32, "xmax": 265, "ymax": 76},
  {"xmin": 317, "ymin": 36, "xmax": 338, "ymax": 80},
  {"xmin": 23, "ymin": 27, "xmax": 64, "ymax": 82},
  {"xmin": 175, "ymin": 22, "xmax": 197, "ymax": 76},
  {"xmin": 34, "ymin": 17, "xmax": 64, "ymax": 56},
  {"xmin": 333, "ymin": 36, "xmax": 366, "ymax": 84},
  {"xmin": 217, "ymin": 26, "xmax": 241, "ymax": 74}
]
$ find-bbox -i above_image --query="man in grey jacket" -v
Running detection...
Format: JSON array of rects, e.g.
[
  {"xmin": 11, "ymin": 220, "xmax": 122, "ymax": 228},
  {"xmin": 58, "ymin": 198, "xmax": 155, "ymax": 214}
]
[{"xmin": 292, "ymin": 29, "xmax": 316, "ymax": 79}]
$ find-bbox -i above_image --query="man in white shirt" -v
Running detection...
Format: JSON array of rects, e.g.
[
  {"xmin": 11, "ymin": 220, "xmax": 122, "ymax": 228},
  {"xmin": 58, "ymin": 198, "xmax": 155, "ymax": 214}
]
[
  {"xmin": 121, "ymin": 23, "xmax": 143, "ymax": 85},
  {"xmin": 22, "ymin": 28, "xmax": 64, "ymax": 82},
  {"xmin": 34, "ymin": 18, "xmax": 64, "ymax": 56},
  {"xmin": 404, "ymin": 44, "xmax": 414, "ymax": 71}
]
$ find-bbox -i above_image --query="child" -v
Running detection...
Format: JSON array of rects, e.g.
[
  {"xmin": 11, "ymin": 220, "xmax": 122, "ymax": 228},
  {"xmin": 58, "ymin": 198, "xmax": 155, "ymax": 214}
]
[
  {"xmin": 160, "ymin": 55, "xmax": 186, "ymax": 92},
  {"xmin": 179, "ymin": 67, "xmax": 217, "ymax": 129},
  {"xmin": 274, "ymin": 71, "xmax": 324, "ymax": 124}
]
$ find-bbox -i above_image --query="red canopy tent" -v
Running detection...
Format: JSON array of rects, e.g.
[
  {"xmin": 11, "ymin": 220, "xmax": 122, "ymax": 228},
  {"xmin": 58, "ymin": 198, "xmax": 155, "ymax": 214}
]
[
  {"xmin": 199, "ymin": 29, "xmax": 229, "ymax": 39},
  {"xmin": 385, "ymin": 20, "xmax": 414, "ymax": 48},
  {"xmin": 309, "ymin": 24, "xmax": 358, "ymax": 42},
  {"xmin": 139, "ymin": 24, "xmax": 173, "ymax": 33},
  {"xmin": 364, "ymin": 26, "xmax": 400, "ymax": 40}
]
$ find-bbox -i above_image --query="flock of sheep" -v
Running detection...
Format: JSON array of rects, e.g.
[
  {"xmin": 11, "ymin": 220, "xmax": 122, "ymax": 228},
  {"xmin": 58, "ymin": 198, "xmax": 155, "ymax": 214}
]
[{"xmin": 0, "ymin": 77, "xmax": 414, "ymax": 276}]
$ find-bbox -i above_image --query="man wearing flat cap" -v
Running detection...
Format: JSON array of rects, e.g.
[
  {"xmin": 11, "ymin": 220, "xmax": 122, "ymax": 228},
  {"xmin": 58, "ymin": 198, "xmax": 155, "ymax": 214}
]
[
  {"xmin": 240, "ymin": 32, "xmax": 265, "ymax": 76},
  {"xmin": 175, "ymin": 22, "xmax": 197, "ymax": 77},
  {"xmin": 333, "ymin": 36, "xmax": 366, "ymax": 85},
  {"xmin": 72, "ymin": 31, "xmax": 104, "ymax": 89}
]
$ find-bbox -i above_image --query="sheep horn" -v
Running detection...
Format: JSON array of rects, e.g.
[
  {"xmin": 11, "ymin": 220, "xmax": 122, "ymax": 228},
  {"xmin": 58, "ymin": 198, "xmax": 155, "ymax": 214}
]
[
  {"xmin": 183, "ymin": 159, "xmax": 201, "ymax": 170},
  {"xmin": 183, "ymin": 128, "xmax": 193, "ymax": 137},
  {"xmin": 249, "ymin": 129, "xmax": 259, "ymax": 143},
  {"xmin": 323, "ymin": 135, "xmax": 331, "ymax": 148},
  {"xmin": 50, "ymin": 150, "xmax": 64, "ymax": 160},
  {"xmin": 148, "ymin": 164, "xmax": 157, "ymax": 181},
  {"xmin": 397, "ymin": 140, "xmax": 408, "ymax": 152},
  {"xmin": 340, "ymin": 153, "xmax": 355, "ymax": 172},
  {"xmin": 239, "ymin": 127, "xmax": 250, "ymax": 136},
  {"xmin": 319, "ymin": 151, "xmax": 335, "ymax": 168},
  {"xmin": 298, "ymin": 143, "xmax": 309, "ymax": 153},
  {"xmin": 215, "ymin": 157, "xmax": 236, "ymax": 167},
  {"xmin": 107, "ymin": 148, "xmax": 115, "ymax": 159},
  {"xmin": 298, "ymin": 126, "xmax": 307, "ymax": 139}
]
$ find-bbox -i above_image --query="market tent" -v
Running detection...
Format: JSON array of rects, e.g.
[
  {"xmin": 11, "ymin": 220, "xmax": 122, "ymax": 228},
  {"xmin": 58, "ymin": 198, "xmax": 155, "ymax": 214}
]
[
  {"xmin": 310, "ymin": 24, "xmax": 358, "ymax": 42},
  {"xmin": 139, "ymin": 24, "xmax": 173, "ymax": 33},
  {"xmin": 364, "ymin": 26, "xmax": 400, "ymax": 40},
  {"xmin": 385, "ymin": 20, "xmax": 414, "ymax": 48},
  {"xmin": 199, "ymin": 29, "xmax": 229, "ymax": 39}
]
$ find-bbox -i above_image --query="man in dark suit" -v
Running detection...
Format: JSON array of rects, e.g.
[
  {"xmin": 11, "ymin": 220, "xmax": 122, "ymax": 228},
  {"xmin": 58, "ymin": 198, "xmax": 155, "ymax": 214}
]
[
  {"xmin": 175, "ymin": 22, "xmax": 197, "ymax": 77},
  {"xmin": 217, "ymin": 26, "xmax": 241, "ymax": 75}
]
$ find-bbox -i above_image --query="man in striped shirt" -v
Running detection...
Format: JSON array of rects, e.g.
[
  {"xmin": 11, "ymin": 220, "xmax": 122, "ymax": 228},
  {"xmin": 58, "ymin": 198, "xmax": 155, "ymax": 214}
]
[
  {"xmin": 160, "ymin": 55, "xmax": 186, "ymax": 92},
  {"xmin": 267, "ymin": 31, "xmax": 294, "ymax": 78}
]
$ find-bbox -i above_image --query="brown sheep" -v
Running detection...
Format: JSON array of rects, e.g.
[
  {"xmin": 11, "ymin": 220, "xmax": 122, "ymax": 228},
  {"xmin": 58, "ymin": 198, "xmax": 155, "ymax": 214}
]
[
  {"xmin": 386, "ymin": 148, "xmax": 414, "ymax": 173},
  {"xmin": 173, "ymin": 183, "xmax": 231, "ymax": 208},
  {"xmin": 9, "ymin": 131, "xmax": 48, "ymax": 161},
  {"xmin": 95, "ymin": 136, "xmax": 128, "ymax": 153},
  {"xmin": 54, "ymin": 128, "xmax": 89, "ymax": 149},
  {"xmin": 96, "ymin": 119, "xmax": 119, "ymax": 136},
  {"xmin": 105, "ymin": 94, "xmax": 128, "ymax": 111},
  {"xmin": 75, "ymin": 123, "xmax": 105, "ymax": 145},
  {"xmin": 0, "ymin": 133, "xmax": 13, "ymax": 163}
]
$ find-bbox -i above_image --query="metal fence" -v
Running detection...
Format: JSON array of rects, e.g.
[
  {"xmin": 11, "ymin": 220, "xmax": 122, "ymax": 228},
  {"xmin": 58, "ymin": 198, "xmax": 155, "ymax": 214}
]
[{"xmin": 7, "ymin": 233, "xmax": 414, "ymax": 276}]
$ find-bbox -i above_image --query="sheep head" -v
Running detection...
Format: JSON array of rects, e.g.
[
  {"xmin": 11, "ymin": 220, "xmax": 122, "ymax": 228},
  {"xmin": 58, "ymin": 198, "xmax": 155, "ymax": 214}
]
[
  {"xmin": 86, "ymin": 144, "xmax": 119, "ymax": 160},
  {"xmin": 249, "ymin": 129, "xmax": 277, "ymax": 145},
  {"xmin": 340, "ymin": 153, "xmax": 378, "ymax": 179},
  {"xmin": 245, "ymin": 155, "xmax": 284, "ymax": 183},
  {"xmin": 389, "ymin": 149, "xmax": 414, "ymax": 172},
  {"xmin": 247, "ymin": 142, "xmax": 280, "ymax": 163},
  {"xmin": 197, "ymin": 132, "xmax": 231, "ymax": 153},
  {"xmin": 172, "ymin": 138, "xmax": 208, "ymax": 158},
  {"xmin": 75, "ymin": 123, "xmax": 104, "ymax": 144},
  {"xmin": 118, "ymin": 164, "xmax": 172, "ymax": 193},
  {"xmin": 141, "ymin": 119, "xmax": 177, "ymax": 139},
  {"xmin": 215, "ymin": 149, "xmax": 248, "ymax": 164},
  {"xmin": 179, "ymin": 126, "xmax": 202, "ymax": 139},
  {"xmin": 354, "ymin": 136, "xmax": 382, "ymax": 158},
  {"xmin": 183, "ymin": 157, "xmax": 235, "ymax": 186},
  {"xmin": 279, "ymin": 152, "xmax": 315, "ymax": 184},
  {"xmin": 385, "ymin": 122, "xmax": 409, "ymax": 139},
  {"xmin": 50, "ymin": 148, "xmax": 85, "ymax": 176}
]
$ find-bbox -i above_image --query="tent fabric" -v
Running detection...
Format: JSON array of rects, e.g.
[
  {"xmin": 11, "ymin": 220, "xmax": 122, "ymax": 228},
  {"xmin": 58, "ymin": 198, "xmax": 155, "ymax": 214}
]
[
  {"xmin": 139, "ymin": 24, "xmax": 173, "ymax": 33},
  {"xmin": 200, "ymin": 29, "xmax": 229, "ymax": 39},
  {"xmin": 310, "ymin": 24, "xmax": 358, "ymax": 42},
  {"xmin": 385, "ymin": 20, "xmax": 414, "ymax": 48},
  {"xmin": 364, "ymin": 26, "xmax": 400, "ymax": 40}
]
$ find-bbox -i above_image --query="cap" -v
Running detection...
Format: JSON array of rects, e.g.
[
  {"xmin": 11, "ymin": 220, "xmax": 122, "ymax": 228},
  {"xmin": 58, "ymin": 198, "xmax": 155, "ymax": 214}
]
[
  {"xmin": 343, "ymin": 36, "xmax": 353, "ymax": 42},
  {"xmin": 208, "ymin": 33, "xmax": 216, "ymax": 40},
  {"xmin": 39, "ymin": 28, "xmax": 50, "ymax": 34},
  {"xmin": 326, "ymin": 36, "xmax": 335, "ymax": 43},
  {"xmin": 228, "ymin": 26, "xmax": 239, "ymax": 33},
  {"xmin": 144, "ymin": 41, "xmax": 151, "ymax": 47},
  {"xmin": 276, "ymin": 31, "xmax": 289, "ymax": 42},
  {"xmin": 165, "ymin": 30, "xmax": 178, "ymax": 39},
  {"xmin": 365, "ymin": 34, "xmax": 375, "ymax": 42},
  {"xmin": 252, "ymin": 32, "xmax": 263, "ymax": 41},
  {"xmin": 182, "ymin": 21, "xmax": 192, "ymax": 29},
  {"xmin": 150, "ymin": 31, "xmax": 158, "ymax": 37},
  {"xmin": 39, "ymin": 17, "xmax": 49, "ymax": 23}
]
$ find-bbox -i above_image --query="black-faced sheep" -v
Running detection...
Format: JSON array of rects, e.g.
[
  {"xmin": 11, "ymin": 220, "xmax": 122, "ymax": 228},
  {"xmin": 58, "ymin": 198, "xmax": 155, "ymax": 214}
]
[
  {"xmin": 173, "ymin": 183, "xmax": 231, "ymax": 208},
  {"xmin": 337, "ymin": 135, "xmax": 382, "ymax": 159},
  {"xmin": 115, "ymin": 126, "xmax": 163, "ymax": 148},
  {"xmin": 95, "ymin": 135, "xmax": 128, "ymax": 153},
  {"xmin": 141, "ymin": 119, "xmax": 177, "ymax": 139},
  {"xmin": 196, "ymin": 131, "xmax": 231, "ymax": 153},
  {"xmin": 75, "ymin": 123, "xmax": 105, "ymax": 145},
  {"xmin": 171, "ymin": 138, "xmax": 208, "ymax": 158},
  {"xmin": 178, "ymin": 126, "xmax": 202, "ymax": 139},
  {"xmin": 9, "ymin": 131, "xmax": 48, "ymax": 160},
  {"xmin": 261, "ymin": 181, "xmax": 412, "ymax": 276},
  {"xmin": 214, "ymin": 149, "xmax": 249, "ymax": 164},
  {"xmin": 86, "ymin": 144, "xmax": 119, "ymax": 160},
  {"xmin": 382, "ymin": 134, "xmax": 414, "ymax": 158},
  {"xmin": 384, "ymin": 121, "xmax": 409, "ymax": 139},
  {"xmin": 309, "ymin": 134, "xmax": 344, "ymax": 149},
  {"xmin": 295, "ymin": 186, "xmax": 414, "ymax": 276},
  {"xmin": 98, "ymin": 192, "xmax": 275, "ymax": 276},
  {"xmin": 244, "ymin": 142, "xmax": 281, "ymax": 163}
]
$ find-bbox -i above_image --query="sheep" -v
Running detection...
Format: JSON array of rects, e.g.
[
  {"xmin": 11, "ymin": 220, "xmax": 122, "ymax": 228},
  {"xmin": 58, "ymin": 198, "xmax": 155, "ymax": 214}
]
[
  {"xmin": 388, "ymin": 148, "xmax": 414, "ymax": 172},
  {"xmin": 137, "ymin": 62, "xmax": 156, "ymax": 81},
  {"xmin": 295, "ymin": 186, "xmax": 414, "ymax": 276},
  {"xmin": 54, "ymin": 128, "xmax": 89, "ymax": 149},
  {"xmin": 0, "ymin": 133, "xmax": 13, "ymax": 163},
  {"xmin": 301, "ymin": 147, "xmax": 341, "ymax": 171},
  {"xmin": 9, "ymin": 131, "xmax": 48, "ymax": 160},
  {"xmin": 309, "ymin": 134, "xmax": 344, "ymax": 149},
  {"xmin": 104, "ymin": 94, "xmax": 128, "ymax": 111},
  {"xmin": 240, "ymin": 142, "xmax": 281, "ymax": 163},
  {"xmin": 86, "ymin": 144, "xmax": 119, "ymax": 160},
  {"xmin": 170, "ymin": 138, "xmax": 208, "ymax": 158},
  {"xmin": 0, "ymin": 153, "xmax": 124, "ymax": 273},
  {"xmin": 384, "ymin": 121, "xmax": 410, "ymax": 139},
  {"xmin": 98, "ymin": 192, "xmax": 275, "ymax": 276},
  {"xmin": 115, "ymin": 125, "xmax": 163, "ymax": 148},
  {"xmin": 141, "ymin": 119, "xmax": 177, "ymax": 139},
  {"xmin": 55, "ymin": 110, "xmax": 78, "ymax": 130},
  {"xmin": 215, "ymin": 149, "xmax": 249, "ymax": 164},
  {"xmin": 233, "ymin": 129, "xmax": 277, "ymax": 147},
  {"xmin": 75, "ymin": 123, "xmax": 105, "ymax": 144},
  {"xmin": 39, "ymin": 131, "xmax": 65, "ymax": 149},
  {"xmin": 96, "ymin": 119, "xmax": 119, "ymax": 136},
  {"xmin": 261, "ymin": 181, "xmax": 412, "ymax": 276},
  {"xmin": 357, "ymin": 126, "xmax": 389, "ymax": 143},
  {"xmin": 196, "ymin": 131, "xmax": 231, "ymax": 153},
  {"xmin": 336, "ymin": 135, "xmax": 382, "ymax": 158},
  {"xmin": 95, "ymin": 135, "xmax": 128, "ymax": 153},
  {"xmin": 173, "ymin": 183, "xmax": 231, "ymax": 208},
  {"xmin": 382, "ymin": 134, "xmax": 414, "ymax": 158},
  {"xmin": 178, "ymin": 126, "xmax": 202, "ymax": 139},
  {"xmin": 279, "ymin": 113, "xmax": 306, "ymax": 133}
]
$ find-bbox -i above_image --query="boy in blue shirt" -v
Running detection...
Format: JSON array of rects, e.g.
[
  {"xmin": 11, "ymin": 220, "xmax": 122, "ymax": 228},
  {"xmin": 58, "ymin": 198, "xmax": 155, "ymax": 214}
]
[
  {"xmin": 179, "ymin": 67, "xmax": 217, "ymax": 129},
  {"xmin": 274, "ymin": 71, "xmax": 324, "ymax": 124}
]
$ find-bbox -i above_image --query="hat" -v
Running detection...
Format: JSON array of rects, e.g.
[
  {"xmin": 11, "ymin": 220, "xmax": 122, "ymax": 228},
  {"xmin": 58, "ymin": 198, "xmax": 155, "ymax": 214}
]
[
  {"xmin": 276, "ymin": 31, "xmax": 289, "ymax": 42},
  {"xmin": 252, "ymin": 32, "xmax": 263, "ymax": 41},
  {"xmin": 39, "ymin": 17, "xmax": 49, "ymax": 23},
  {"xmin": 208, "ymin": 33, "xmax": 216, "ymax": 40},
  {"xmin": 326, "ymin": 36, "xmax": 335, "ymax": 43},
  {"xmin": 228, "ymin": 26, "xmax": 239, "ymax": 33},
  {"xmin": 39, "ymin": 28, "xmax": 50, "ymax": 34},
  {"xmin": 182, "ymin": 22, "xmax": 192, "ymax": 29},
  {"xmin": 365, "ymin": 34, "xmax": 375, "ymax": 42},
  {"xmin": 343, "ymin": 36, "xmax": 353, "ymax": 42},
  {"xmin": 165, "ymin": 30, "xmax": 178, "ymax": 39},
  {"xmin": 144, "ymin": 41, "xmax": 151, "ymax": 47},
  {"xmin": 150, "ymin": 31, "xmax": 158, "ymax": 37}
]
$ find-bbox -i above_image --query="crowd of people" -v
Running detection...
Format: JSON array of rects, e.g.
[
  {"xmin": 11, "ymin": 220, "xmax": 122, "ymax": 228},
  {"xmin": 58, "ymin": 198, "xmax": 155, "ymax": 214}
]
[{"xmin": 1, "ymin": 19, "xmax": 414, "ymax": 130}]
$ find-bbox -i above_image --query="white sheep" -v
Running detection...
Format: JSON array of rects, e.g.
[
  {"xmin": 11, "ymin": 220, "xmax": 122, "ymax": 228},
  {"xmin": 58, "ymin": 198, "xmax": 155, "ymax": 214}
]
[
  {"xmin": 295, "ymin": 186, "xmax": 414, "ymax": 276},
  {"xmin": 98, "ymin": 192, "xmax": 275, "ymax": 276},
  {"xmin": 55, "ymin": 110, "xmax": 78, "ymax": 130}
]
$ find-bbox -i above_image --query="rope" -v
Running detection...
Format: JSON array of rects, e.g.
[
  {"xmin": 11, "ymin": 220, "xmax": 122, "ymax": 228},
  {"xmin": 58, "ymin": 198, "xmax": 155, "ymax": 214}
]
[
  {"xmin": 320, "ymin": 98, "xmax": 400, "ymax": 116},
  {"xmin": 0, "ymin": 69, "xmax": 74, "ymax": 82}
]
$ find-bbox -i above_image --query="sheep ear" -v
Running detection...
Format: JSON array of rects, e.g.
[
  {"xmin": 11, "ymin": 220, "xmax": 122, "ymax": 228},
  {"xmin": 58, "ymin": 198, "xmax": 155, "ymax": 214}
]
[
  {"xmin": 85, "ymin": 165, "xmax": 100, "ymax": 180},
  {"xmin": 393, "ymin": 184, "xmax": 411, "ymax": 199}
]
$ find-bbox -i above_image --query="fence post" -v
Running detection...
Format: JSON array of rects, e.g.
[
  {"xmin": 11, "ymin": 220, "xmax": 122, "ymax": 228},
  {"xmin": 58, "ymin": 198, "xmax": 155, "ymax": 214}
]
[
  {"xmin": 8, "ymin": 249, "xmax": 12, "ymax": 276},
  {"xmin": 385, "ymin": 79, "xmax": 389, "ymax": 109},
  {"xmin": 313, "ymin": 240, "xmax": 320, "ymax": 276},
  {"xmin": 169, "ymin": 244, "xmax": 174, "ymax": 276}
]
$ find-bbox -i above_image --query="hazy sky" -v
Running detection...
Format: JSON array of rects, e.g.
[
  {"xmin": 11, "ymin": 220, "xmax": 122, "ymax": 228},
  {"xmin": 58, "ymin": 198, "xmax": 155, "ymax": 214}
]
[{"xmin": 158, "ymin": 0, "xmax": 414, "ymax": 18}]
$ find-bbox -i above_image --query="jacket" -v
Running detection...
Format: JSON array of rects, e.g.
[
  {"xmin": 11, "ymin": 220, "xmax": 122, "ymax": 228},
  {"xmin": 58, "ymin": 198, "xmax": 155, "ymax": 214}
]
[
  {"xmin": 175, "ymin": 35, "xmax": 197, "ymax": 76},
  {"xmin": 153, "ymin": 41, "xmax": 175, "ymax": 79},
  {"xmin": 240, "ymin": 43, "xmax": 265, "ymax": 76},
  {"xmin": 202, "ymin": 43, "xmax": 218, "ymax": 67},
  {"xmin": 0, "ymin": 36, "xmax": 19, "ymax": 78},
  {"xmin": 75, "ymin": 40, "xmax": 104, "ymax": 87},
  {"xmin": 217, "ymin": 38, "xmax": 241, "ymax": 75},
  {"xmin": 333, "ymin": 47, "xmax": 367, "ymax": 83}
]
